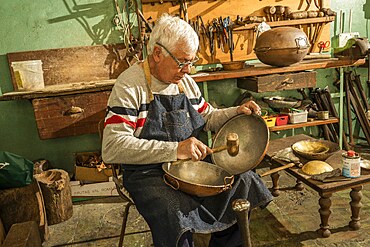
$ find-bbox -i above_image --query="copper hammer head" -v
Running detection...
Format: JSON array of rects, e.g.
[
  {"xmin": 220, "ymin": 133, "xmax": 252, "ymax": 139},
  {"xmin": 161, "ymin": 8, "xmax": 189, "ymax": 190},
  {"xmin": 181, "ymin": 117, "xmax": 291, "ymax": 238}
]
[{"xmin": 212, "ymin": 133, "xmax": 240, "ymax": 156}]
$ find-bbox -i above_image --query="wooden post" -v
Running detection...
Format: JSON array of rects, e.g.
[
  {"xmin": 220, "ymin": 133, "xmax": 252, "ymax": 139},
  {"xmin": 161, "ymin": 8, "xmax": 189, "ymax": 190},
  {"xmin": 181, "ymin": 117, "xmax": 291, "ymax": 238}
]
[
  {"xmin": 34, "ymin": 169, "xmax": 73, "ymax": 225},
  {"xmin": 0, "ymin": 180, "xmax": 48, "ymax": 241},
  {"xmin": 0, "ymin": 217, "xmax": 5, "ymax": 245},
  {"xmin": 2, "ymin": 221, "xmax": 42, "ymax": 247}
]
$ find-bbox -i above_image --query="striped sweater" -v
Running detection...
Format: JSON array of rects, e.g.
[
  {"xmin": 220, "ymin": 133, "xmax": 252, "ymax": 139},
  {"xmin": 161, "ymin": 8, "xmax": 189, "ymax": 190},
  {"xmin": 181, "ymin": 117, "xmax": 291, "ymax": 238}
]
[{"xmin": 102, "ymin": 61, "xmax": 239, "ymax": 165}]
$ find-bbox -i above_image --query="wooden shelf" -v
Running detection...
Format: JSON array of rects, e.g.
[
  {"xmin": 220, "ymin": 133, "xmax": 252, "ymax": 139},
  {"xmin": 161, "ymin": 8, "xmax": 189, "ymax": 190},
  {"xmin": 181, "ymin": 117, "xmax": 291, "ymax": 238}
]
[
  {"xmin": 269, "ymin": 118, "xmax": 339, "ymax": 132},
  {"xmin": 233, "ymin": 16, "xmax": 335, "ymax": 32},
  {"xmin": 0, "ymin": 58, "xmax": 366, "ymax": 101},
  {"xmin": 0, "ymin": 80, "xmax": 115, "ymax": 101},
  {"xmin": 192, "ymin": 58, "xmax": 366, "ymax": 83}
]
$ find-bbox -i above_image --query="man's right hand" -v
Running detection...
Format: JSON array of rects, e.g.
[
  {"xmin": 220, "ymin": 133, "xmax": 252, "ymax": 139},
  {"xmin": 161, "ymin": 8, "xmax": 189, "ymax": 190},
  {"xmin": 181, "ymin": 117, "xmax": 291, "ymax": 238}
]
[{"xmin": 177, "ymin": 137, "xmax": 213, "ymax": 162}]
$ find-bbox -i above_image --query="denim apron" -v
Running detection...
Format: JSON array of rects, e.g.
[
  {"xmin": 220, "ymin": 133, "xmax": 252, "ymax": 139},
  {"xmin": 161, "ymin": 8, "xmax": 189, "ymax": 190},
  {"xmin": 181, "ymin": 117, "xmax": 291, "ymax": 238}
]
[{"xmin": 122, "ymin": 60, "xmax": 272, "ymax": 247}]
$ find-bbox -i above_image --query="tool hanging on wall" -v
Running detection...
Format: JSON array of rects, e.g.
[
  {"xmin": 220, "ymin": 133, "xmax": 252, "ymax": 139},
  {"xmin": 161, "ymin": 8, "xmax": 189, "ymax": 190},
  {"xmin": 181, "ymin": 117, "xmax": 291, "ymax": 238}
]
[
  {"xmin": 298, "ymin": 0, "xmax": 322, "ymax": 11},
  {"xmin": 113, "ymin": 0, "xmax": 153, "ymax": 65},
  {"xmin": 178, "ymin": 0, "xmax": 189, "ymax": 22}
]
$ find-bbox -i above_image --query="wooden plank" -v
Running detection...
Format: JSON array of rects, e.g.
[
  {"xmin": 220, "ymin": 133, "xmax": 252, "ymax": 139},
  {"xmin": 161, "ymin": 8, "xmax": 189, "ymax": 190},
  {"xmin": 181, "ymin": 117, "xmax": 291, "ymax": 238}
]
[
  {"xmin": 269, "ymin": 118, "xmax": 339, "ymax": 132},
  {"xmin": 0, "ymin": 58, "xmax": 366, "ymax": 101},
  {"xmin": 7, "ymin": 44, "xmax": 131, "ymax": 91},
  {"xmin": 142, "ymin": 0, "xmax": 332, "ymax": 63},
  {"xmin": 192, "ymin": 58, "xmax": 366, "ymax": 82},
  {"xmin": 0, "ymin": 80, "xmax": 115, "ymax": 101}
]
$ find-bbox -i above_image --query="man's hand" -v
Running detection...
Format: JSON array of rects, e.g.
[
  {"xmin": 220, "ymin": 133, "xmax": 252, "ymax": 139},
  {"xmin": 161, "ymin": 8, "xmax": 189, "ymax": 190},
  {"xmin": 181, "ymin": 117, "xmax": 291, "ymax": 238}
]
[
  {"xmin": 237, "ymin": 100, "xmax": 261, "ymax": 115},
  {"xmin": 177, "ymin": 137, "xmax": 213, "ymax": 161}
]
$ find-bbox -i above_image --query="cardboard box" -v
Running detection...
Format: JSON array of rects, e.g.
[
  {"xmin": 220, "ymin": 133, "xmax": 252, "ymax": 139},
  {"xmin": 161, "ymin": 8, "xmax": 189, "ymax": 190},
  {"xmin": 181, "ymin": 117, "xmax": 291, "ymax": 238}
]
[
  {"xmin": 74, "ymin": 165, "xmax": 118, "ymax": 183},
  {"xmin": 70, "ymin": 180, "xmax": 119, "ymax": 197},
  {"xmin": 74, "ymin": 151, "xmax": 119, "ymax": 183}
]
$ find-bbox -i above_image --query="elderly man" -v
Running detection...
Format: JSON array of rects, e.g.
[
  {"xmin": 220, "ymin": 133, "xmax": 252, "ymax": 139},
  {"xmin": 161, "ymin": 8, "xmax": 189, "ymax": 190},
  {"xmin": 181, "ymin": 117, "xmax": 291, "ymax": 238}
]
[{"xmin": 102, "ymin": 13, "xmax": 272, "ymax": 247}]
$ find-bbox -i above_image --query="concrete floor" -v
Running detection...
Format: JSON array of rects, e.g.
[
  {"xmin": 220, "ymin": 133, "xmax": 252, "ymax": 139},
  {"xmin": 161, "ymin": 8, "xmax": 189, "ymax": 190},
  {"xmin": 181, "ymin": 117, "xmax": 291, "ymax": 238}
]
[{"xmin": 42, "ymin": 165, "xmax": 370, "ymax": 247}]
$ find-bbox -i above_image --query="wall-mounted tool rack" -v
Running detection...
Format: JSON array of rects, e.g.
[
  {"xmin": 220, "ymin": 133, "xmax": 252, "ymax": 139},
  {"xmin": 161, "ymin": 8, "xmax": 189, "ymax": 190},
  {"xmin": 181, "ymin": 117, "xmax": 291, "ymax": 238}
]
[{"xmin": 141, "ymin": 0, "xmax": 334, "ymax": 65}]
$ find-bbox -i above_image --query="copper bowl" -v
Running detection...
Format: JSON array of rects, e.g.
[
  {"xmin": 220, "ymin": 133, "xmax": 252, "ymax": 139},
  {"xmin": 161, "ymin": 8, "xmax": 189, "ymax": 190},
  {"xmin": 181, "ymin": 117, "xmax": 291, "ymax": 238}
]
[
  {"xmin": 222, "ymin": 61, "xmax": 245, "ymax": 70},
  {"xmin": 292, "ymin": 139, "xmax": 339, "ymax": 161},
  {"xmin": 162, "ymin": 161, "xmax": 234, "ymax": 197}
]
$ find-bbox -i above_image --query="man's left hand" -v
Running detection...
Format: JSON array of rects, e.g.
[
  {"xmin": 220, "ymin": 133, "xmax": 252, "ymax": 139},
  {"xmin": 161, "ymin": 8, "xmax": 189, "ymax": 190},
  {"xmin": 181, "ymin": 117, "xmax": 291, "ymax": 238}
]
[{"xmin": 237, "ymin": 100, "xmax": 261, "ymax": 115}]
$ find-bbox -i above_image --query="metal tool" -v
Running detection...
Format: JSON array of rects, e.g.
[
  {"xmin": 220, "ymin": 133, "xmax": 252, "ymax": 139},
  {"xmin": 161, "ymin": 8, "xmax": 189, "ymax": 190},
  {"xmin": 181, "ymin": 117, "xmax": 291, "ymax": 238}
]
[
  {"xmin": 317, "ymin": 40, "xmax": 330, "ymax": 53},
  {"xmin": 212, "ymin": 114, "xmax": 269, "ymax": 175},
  {"xmin": 259, "ymin": 161, "xmax": 302, "ymax": 177},
  {"xmin": 172, "ymin": 133, "xmax": 240, "ymax": 165}
]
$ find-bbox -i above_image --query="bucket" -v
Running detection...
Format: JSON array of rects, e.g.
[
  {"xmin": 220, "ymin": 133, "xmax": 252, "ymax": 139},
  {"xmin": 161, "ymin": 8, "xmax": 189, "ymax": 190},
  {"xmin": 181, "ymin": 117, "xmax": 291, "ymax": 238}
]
[{"xmin": 11, "ymin": 60, "xmax": 45, "ymax": 91}]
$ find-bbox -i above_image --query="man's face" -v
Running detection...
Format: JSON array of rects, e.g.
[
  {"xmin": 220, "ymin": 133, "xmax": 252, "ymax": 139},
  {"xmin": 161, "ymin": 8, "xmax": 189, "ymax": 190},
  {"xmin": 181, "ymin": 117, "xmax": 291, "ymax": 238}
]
[{"xmin": 153, "ymin": 44, "xmax": 197, "ymax": 84}]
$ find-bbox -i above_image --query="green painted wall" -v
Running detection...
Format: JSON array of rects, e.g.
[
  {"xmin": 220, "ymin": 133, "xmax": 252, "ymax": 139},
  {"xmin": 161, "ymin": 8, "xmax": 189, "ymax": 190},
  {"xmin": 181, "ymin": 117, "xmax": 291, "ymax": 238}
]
[
  {"xmin": 0, "ymin": 0, "xmax": 369, "ymax": 173},
  {"xmin": 0, "ymin": 0, "xmax": 122, "ymax": 174}
]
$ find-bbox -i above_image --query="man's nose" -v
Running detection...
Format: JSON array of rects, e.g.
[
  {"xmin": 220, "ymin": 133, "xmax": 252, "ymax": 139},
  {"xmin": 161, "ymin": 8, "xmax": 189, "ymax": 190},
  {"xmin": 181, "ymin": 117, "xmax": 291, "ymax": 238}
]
[{"xmin": 181, "ymin": 64, "xmax": 192, "ymax": 73}]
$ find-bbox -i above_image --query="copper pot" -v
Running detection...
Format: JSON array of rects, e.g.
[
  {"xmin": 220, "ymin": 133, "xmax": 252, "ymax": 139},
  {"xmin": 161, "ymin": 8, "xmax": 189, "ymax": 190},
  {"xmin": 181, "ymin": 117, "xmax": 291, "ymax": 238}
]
[
  {"xmin": 254, "ymin": 27, "xmax": 310, "ymax": 67},
  {"xmin": 162, "ymin": 161, "xmax": 234, "ymax": 197}
]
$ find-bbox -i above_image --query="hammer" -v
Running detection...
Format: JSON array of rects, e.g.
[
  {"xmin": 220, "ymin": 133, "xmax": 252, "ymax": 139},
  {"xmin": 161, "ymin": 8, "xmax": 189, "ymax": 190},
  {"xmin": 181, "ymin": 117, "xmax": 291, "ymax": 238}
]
[
  {"xmin": 259, "ymin": 161, "xmax": 303, "ymax": 177},
  {"xmin": 172, "ymin": 133, "xmax": 239, "ymax": 165},
  {"xmin": 211, "ymin": 132, "xmax": 239, "ymax": 156}
]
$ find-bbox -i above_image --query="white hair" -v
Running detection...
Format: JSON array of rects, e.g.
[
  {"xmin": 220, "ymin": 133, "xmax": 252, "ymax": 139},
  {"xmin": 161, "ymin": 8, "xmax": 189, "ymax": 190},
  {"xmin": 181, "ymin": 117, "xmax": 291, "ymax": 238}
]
[{"xmin": 147, "ymin": 13, "xmax": 199, "ymax": 56}]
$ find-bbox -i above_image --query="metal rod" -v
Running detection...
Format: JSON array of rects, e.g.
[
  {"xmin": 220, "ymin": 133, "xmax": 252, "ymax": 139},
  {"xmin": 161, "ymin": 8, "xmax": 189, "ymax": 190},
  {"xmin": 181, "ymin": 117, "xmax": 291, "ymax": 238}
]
[{"xmin": 349, "ymin": 9, "xmax": 352, "ymax": 33}]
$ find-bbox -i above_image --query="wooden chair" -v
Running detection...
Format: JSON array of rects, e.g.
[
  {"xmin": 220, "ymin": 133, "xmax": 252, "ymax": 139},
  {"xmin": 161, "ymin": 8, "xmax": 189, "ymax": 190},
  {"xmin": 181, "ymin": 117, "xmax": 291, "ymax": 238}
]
[{"xmin": 98, "ymin": 120, "xmax": 136, "ymax": 247}]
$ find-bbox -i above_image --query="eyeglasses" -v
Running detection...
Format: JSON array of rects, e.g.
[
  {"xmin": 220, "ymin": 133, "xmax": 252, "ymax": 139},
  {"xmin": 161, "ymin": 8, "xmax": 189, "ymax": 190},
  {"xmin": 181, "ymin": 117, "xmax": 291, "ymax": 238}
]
[{"xmin": 156, "ymin": 42, "xmax": 199, "ymax": 69}]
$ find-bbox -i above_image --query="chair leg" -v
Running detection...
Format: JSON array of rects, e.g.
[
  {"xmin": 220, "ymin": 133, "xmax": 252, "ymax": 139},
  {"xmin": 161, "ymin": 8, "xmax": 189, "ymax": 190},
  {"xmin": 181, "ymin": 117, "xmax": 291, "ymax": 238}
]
[
  {"xmin": 119, "ymin": 202, "xmax": 134, "ymax": 247},
  {"xmin": 232, "ymin": 199, "xmax": 252, "ymax": 247}
]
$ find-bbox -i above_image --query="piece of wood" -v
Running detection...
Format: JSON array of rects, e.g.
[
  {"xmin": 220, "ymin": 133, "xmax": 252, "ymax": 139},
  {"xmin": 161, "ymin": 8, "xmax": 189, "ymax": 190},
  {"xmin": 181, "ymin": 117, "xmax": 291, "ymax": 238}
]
[
  {"xmin": 0, "ymin": 180, "xmax": 48, "ymax": 241},
  {"xmin": 269, "ymin": 118, "xmax": 339, "ymax": 131},
  {"xmin": 237, "ymin": 71, "xmax": 317, "ymax": 92},
  {"xmin": 32, "ymin": 91, "xmax": 110, "ymax": 139},
  {"xmin": 2, "ymin": 221, "xmax": 42, "ymax": 247},
  {"xmin": 34, "ymin": 169, "xmax": 73, "ymax": 225},
  {"xmin": 7, "ymin": 44, "xmax": 131, "ymax": 91},
  {"xmin": 192, "ymin": 58, "xmax": 366, "ymax": 83},
  {"xmin": 0, "ymin": 58, "xmax": 366, "ymax": 101},
  {"xmin": 0, "ymin": 217, "xmax": 5, "ymax": 245}
]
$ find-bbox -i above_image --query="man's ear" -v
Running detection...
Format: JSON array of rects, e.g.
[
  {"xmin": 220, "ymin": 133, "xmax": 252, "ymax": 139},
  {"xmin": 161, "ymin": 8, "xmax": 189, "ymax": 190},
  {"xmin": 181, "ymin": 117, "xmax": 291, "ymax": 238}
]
[{"xmin": 152, "ymin": 46, "xmax": 162, "ymax": 62}]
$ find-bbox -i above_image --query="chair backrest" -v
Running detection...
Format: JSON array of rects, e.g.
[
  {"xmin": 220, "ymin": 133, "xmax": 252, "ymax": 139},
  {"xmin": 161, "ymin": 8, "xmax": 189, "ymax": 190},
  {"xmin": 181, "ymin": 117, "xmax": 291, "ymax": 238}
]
[{"xmin": 98, "ymin": 119, "xmax": 134, "ymax": 204}]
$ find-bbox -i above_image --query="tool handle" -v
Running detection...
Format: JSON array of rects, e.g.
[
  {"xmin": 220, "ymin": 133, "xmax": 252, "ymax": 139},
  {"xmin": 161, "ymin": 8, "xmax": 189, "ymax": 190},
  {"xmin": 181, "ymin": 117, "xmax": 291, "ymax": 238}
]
[
  {"xmin": 171, "ymin": 158, "xmax": 191, "ymax": 165},
  {"xmin": 172, "ymin": 144, "xmax": 228, "ymax": 165},
  {"xmin": 211, "ymin": 145, "xmax": 227, "ymax": 153},
  {"xmin": 259, "ymin": 163, "xmax": 296, "ymax": 177}
]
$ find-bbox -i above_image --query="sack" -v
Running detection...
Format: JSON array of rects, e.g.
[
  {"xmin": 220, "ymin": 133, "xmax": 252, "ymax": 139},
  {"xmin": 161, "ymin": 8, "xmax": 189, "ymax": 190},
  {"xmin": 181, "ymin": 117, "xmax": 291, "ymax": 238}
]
[{"xmin": 0, "ymin": 151, "xmax": 34, "ymax": 189}]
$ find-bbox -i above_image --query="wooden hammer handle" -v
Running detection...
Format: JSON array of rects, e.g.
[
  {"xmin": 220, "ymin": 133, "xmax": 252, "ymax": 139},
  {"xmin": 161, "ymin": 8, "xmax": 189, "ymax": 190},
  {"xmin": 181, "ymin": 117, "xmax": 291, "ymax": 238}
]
[
  {"xmin": 259, "ymin": 163, "xmax": 296, "ymax": 177},
  {"xmin": 171, "ymin": 146, "xmax": 226, "ymax": 165},
  {"xmin": 211, "ymin": 145, "xmax": 227, "ymax": 153}
]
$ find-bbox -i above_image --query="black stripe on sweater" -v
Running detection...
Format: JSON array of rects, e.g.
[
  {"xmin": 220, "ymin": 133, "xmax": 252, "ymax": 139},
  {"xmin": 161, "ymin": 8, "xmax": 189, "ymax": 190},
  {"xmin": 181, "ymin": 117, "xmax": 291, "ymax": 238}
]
[{"xmin": 108, "ymin": 104, "xmax": 150, "ymax": 116}]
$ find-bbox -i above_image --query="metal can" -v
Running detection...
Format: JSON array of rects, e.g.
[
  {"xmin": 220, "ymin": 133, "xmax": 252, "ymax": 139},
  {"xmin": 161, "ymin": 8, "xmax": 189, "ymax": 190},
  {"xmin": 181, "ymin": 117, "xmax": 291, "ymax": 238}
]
[{"xmin": 342, "ymin": 150, "xmax": 361, "ymax": 178}]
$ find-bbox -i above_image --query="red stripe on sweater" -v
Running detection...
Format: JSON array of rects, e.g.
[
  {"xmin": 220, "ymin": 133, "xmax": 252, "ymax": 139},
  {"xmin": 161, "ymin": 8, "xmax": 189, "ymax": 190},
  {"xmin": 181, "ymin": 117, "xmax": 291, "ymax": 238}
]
[
  {"xmin": 198, "ymin": 101, "xmax": 208, "ymax": 113},
  {"xmin": 105, "ymin": 115, "xmax": 136, "ymax": 129},
  {"xmin": 136, "ymin": 118, "xmax": 146, "ymax": 128}
]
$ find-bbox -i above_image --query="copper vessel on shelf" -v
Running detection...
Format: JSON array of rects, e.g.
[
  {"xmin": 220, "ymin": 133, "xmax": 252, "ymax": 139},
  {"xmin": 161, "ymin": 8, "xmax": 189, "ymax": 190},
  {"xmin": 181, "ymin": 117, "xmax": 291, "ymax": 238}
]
[{"xmin": 254, "ymin": 27, "xmax": 310, "ymax": 67}]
